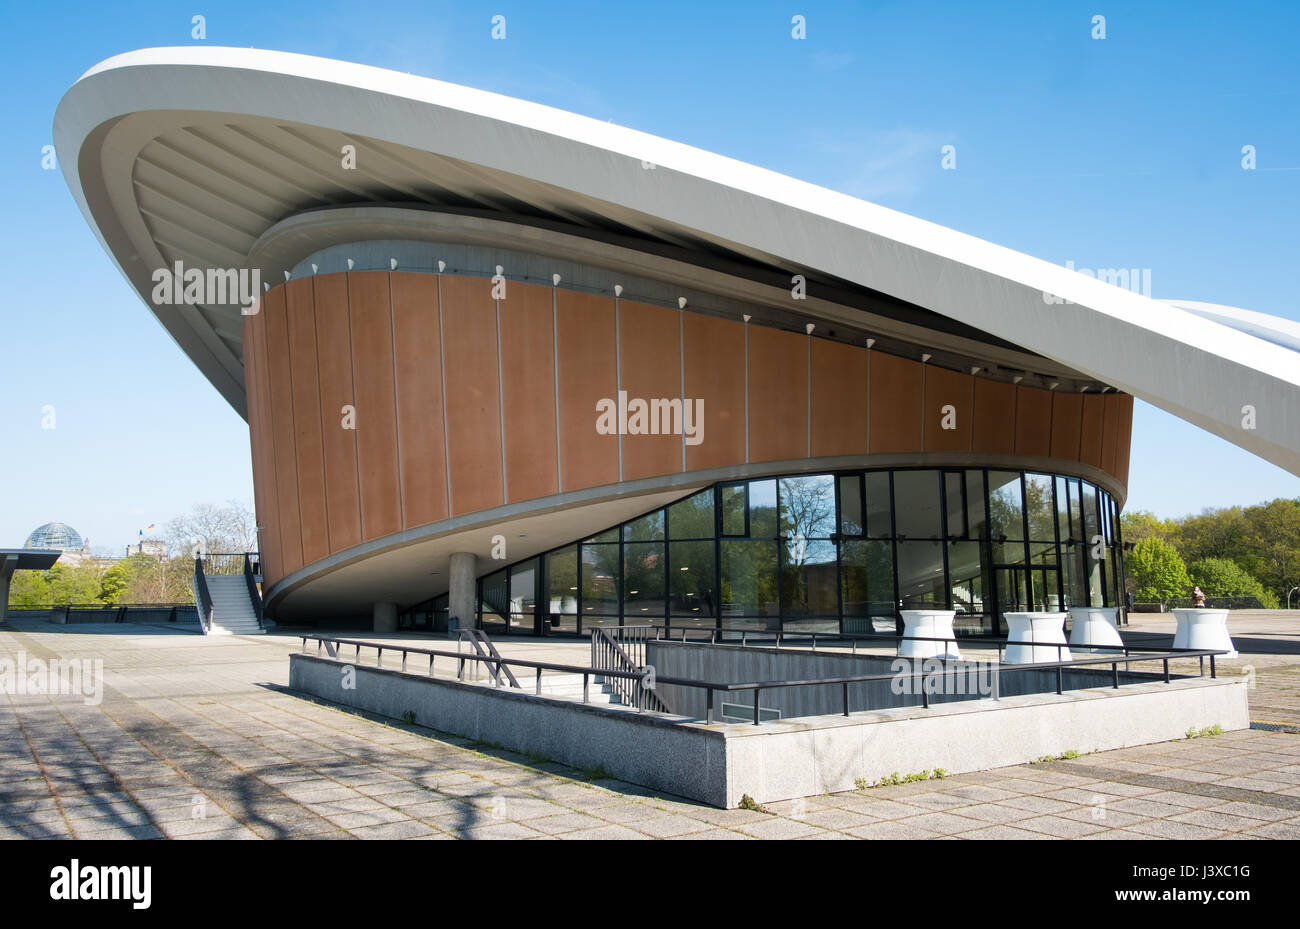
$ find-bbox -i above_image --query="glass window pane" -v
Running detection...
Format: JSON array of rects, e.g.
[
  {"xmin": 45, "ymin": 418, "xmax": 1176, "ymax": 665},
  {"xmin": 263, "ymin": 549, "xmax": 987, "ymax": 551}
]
[
  {"xmin": 779, "ymin": 475, "xmax": 836, "ymax": 540},
  {"xmin": 1055, "ymin": 476, "xmax": 1072, "ymax": 544},
  {"xmin": 895, "ymin": 540, "xmax": 946, "ymax": 608},
  {"xmin": 623, "ymin": 542, "xmax": 665, "ymax": 621},
  {"xmin": 944, "ymin": 472, "xmax": 966, "ymax": 538},
  {"xmin": 584, "ymin": 527, "xmax": 619, "ymax": 544},
  {"xmin": 947, "ymin": 540, "xmax": 990, "ymax": 633},
  {"xmin": 623, "ymin": 510, "xmax": 664, "ymax": 542},
  {"xmin": 988, "ymin": 471, "xmax": 1025, "ymax": 542},
  {"xmin": 1024, "ymin": 474, "xmax": 1056, "ymax": 541},
  {"xmin": 840, "ymin": 539, "xmax": 895, "ymax": 631},
  {"xmin": 668, "ymin": 489, "xmax": 715, "ymax": 539},
  {"xmin": 508, "ymin": 559, "xmax": 538, "ymax": 632},
  {"xmin": 720, "ymin": 540, "xmax": 779, "ymax": 620},
  {"xmin": 893, "ymin": 470, "xmax": 942, "ymax": 539},
  {"xmin": 480, "ymin": 568, "xmax": 509, "ymax": 631},
  {"xmin": 580, "ymin": 544, "xmax": 620, "ymax": 617},
  {"xmin": 966, "ymin": 471, "xmax": 987, "ymax": 540},
  {"xmin": 544, "ymin": 546, "xmax": 578, "ymax": 632},
  {"xmin": 748, "ymin": 479, "xmax": 778, "ymax": 539},
  {"xmin": 781, "ymin": 538, "xmax": 837, "ymax": 616},
  {"xmin": 865, "ymin": 471, "xmax": 892, "ymax": 538},
  {"xmin": 721, "ymin": 484, "xmax": 746, "ymax": 536},
  {"xmin": 669, "ymin": 540, "xmax": 715, "ymax": 618},
  {"xmin": 838, "ymin": 475, "xmax": 863, "ymax": 536},
  {"xmin": 1062, "ymin": 545, "xmax": 1087, "ymax": 609},
  {"xmin": 1030, "ymin": 569, "xmax": 1060, "ymax": 612}
]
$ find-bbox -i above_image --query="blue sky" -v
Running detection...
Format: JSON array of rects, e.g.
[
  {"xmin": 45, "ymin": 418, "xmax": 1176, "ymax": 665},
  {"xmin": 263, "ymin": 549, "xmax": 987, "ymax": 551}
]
[{"xmin": 1, "ymin": 0, "xmax": 1297, "ymax": 553}]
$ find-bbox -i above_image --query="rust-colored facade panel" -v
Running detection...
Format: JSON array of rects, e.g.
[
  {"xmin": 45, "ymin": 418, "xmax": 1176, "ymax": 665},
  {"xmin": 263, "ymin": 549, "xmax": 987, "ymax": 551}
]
[
  {"xmin": 683, "ymin": 313, "xmax": 746, "ymax": 471},
  {"xmin": 619, "ymin": 300, "xmax": 683, "ymax": 481},
  {"xmin": 556, "ymin": 290, "xmax": 619, "ymax": 491},
  {"xmin": 1014, "ymin": 385, "xmax": 1052, "ymax": 458},
  {"xmin": 811, "ymin": 339, "xmax": 868, "ymax": 457},
  {"xmin": 1101, "ymin": 393, "xmax": 1123, "ymax": 477},
  {"xmin": 243, "ymin": 308, "xmax": 280, "ymax": 587},
  {"xmin": 972, "ymin": 378, "xmax": 1017, "ymax": 455},
  {"xmin": 261, "ymin": 286, "xmax": 304, "ymax": 576},
  {"xmin": 390, "ymin": 273, "xmax": 449, "ymax": 528},
  {"xmin": 748, "ymin": 326, "xmax": 808, "ymax": 463},
  {"xmin": 500, "ymin": 283, "xmax": 559, "ymax": 502},
  {"xmin": 285, "ymin": 278, "xmax": 329, "ymax": 565},
  {"xmin": 348, "ymin": 272, "xmax": 404, "ymax": 540},
  {"xmin": 440, "ymin": 274, "xmax": 505, "ymax": 515},
  {"xmin": 1079, "ymin": 393, "xmax": 1106, "ymax": 469},
  {"xmin": 869, "ymin": 351, "xmax": 923, "ymax": 454},
  {"xmin": 1115, "ymin": 393, "xmax": 1134, "ymax": 488},
  {"xmin": 1049, "ymin": 393, "xmax": 1083, "ymax": 462},
  {"xmin": 922, "ymin": 365, "xmax": 974, "ymax": 453},
  {"xmin": 313, "ymin": 273, "xmax": 362, "ymax": 555}
]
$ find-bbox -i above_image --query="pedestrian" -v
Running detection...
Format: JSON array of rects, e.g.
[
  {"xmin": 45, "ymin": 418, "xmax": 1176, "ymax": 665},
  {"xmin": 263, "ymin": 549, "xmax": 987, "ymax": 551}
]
[{"xmin": 1193, "ymin": 585, "xmax": 1206, "ymax": 608}]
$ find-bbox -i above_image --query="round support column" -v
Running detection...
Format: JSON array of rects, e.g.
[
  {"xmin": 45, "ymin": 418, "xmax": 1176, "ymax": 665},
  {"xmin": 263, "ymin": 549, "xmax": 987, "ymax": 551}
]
[
  {"xmin": 449, "ymin": 552, "xmax": 478, "ymax": 635},
  {"xmin": 373, "ymin": 600, "xmax": 398, "ymax": 633}
]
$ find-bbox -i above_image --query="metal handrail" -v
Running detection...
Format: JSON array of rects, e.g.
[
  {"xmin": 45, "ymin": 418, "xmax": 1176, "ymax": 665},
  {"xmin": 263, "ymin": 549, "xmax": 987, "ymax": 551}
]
[
  {"xmin": 193, "ymin": 556, "xmax": 213, "ymax": 635},
  {"xmin": 297, "ymin": 634, "xmax": 1227, "ymax": 727},
  {"xmin": 591, "ymin": 627, "xmax": 668, "ymax": 712},
  {"xmin": 242, "ymin": 552, "xmax": 265, "ymax": 630},
  {"xmin": 457, "ymin": 629, "xmax": 519, "ymax": 688}
]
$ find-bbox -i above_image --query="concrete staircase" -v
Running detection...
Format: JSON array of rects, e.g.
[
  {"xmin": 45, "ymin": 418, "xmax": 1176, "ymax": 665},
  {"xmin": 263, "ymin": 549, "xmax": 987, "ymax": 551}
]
[
  {"xmin": 527, "ymin": 672, "xmax": 623, "ymax": 706},
  {"xmin": 203, "ymin": 575, "xmax": 264, "ymax": 636}
]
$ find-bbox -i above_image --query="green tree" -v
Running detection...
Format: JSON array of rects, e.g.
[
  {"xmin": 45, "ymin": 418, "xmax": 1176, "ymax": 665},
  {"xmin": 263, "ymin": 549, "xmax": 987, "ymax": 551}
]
[
  {"xmin": 6, "ymin": 569, "xmax": 51, "ymax": 607},
  {"xmin": 1120, "ymin": 510, "xmax": 1178, "ymax": 545},
  {"xmin": 1127, "ymin": 537, "xmax": 1191, "ymax": 604},
  {"xmin": 1188, "ymin": 557, "xmax": 1279, "ymax": 608}
]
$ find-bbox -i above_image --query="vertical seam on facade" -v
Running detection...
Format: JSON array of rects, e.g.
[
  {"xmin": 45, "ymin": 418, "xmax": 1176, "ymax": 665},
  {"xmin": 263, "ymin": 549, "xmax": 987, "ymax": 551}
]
[
  {"xmin": 743, "ymin": 318, "xmax": 750, "ymax": 464},
  {"xmin": 311, "ymin": 277, "xmax": 330, "ymax": 553},
  {"xmin": 282, "ymin": 286, "xmax": 303, "ymax": 566},
  {"xmin": 389, "ymin": 274, "xmax": 405, "ymax": 527},
  {"xmin": 496, "ymin": 293, "xmax": 508, "ymax": 504},
  {"xmin": 346, "ymin": 274, "xmax": 364, "ymax": 540},
  {"xmin": 806, "ymin": 333, "xmax": 812, "ymax": 457},
  {"xmin": 553, "ymin": 287, "xmax": 562, "ymax": 493},
  {"xmin": 679, "ymin": 308, "xmax": 686, "ymax": 472},
  {"xmin": 615, "ymin": 295, "xmax": 623, "ymax": 483},
  {"xmin": 921, "ymin": 360, "xmax": 928, "ymax": 452},
  {"xmin": 436, "ymin": 273, "xmax": 452, "ymax": 515},
  {"xmin": 865, "ymin": 343, "xmax": 871, "ymax": 453}
]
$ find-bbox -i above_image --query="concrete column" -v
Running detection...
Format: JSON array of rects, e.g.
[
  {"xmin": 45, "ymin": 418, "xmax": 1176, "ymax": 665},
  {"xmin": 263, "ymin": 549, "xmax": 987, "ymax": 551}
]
[
  {"xmin": 373, "ymin": 600, "xmax": 398, "ymax": 633},
  {"xmin": 449, "ymin": 552, "xmax": 478, "ymax": 635},
  {"xmin": 0, "ymin": 560, "xmax": 12, "ymax": 627}
]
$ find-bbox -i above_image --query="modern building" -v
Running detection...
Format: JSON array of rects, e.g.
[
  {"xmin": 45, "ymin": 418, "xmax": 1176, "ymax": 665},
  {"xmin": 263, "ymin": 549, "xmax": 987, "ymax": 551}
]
[
  {"xmin": 23, "ymin": 523, "xmax": 92, "ymax": 565},
  {"xmin": 55, "ymin": 47, "xmax": 1300, "ymax": 637}
]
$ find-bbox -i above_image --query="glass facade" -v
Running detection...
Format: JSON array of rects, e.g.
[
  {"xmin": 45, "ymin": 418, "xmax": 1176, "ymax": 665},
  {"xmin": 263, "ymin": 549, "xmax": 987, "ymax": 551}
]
[{"xmin": 401, "ymin": 467, "xmax": 1126, "ymax": 637}]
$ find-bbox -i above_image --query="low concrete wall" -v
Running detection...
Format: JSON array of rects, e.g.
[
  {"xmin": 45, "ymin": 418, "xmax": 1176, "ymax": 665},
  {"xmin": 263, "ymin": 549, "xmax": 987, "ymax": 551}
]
[{"xmin": 289, "ymin": 653, "xmax": 1248, "ymax": 808}]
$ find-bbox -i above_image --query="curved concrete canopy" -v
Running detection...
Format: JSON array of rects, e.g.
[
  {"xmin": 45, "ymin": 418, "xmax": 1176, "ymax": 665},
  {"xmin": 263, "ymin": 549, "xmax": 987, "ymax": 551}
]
[{"xmin": 55, "ymin": 46, "xmax": 1300, "ymax": 476}]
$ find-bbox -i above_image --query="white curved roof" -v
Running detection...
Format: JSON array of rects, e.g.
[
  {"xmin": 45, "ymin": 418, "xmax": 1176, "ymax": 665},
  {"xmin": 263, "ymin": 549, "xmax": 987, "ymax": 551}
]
[{"xmin": 55, "ymin": 46, "xmax": 1300, "ymax": 477}]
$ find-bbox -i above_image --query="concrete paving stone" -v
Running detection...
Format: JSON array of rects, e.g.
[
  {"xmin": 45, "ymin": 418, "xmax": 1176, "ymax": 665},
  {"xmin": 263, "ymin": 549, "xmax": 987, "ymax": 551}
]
[
  {"xmin": 560, "ymin": 824, "xmax": 649, "ymax": 840},
  {"xmin": 71, "ymin": 822, "xmax": 164, "ymax": 840},
  {"xmin": 1057, "ymin": 806, "xmax": 1149, "ymax": 829},
  {"xmin": 903, "ymin": 790, "xmax": 981, "ymax": 811},
  {"xmin": 629, "ymin": 814, "xmax": 716, "ymax": 838},
  {"xmin": 323, "ymin": 808, "xmax": 410, "ymax": 829},
  {"xmin": 1238, "ymin": 818, "xmax": 1300, "ymax": 839},
  {"xmin": 678, "ymin": 805, "xmax": 775, "ymax": 827},
  {"xmin": 346, "ymin": 819, "xmax": 441, "ymax": 839},
  {"xmin": 736, "ymin": 817, "xmax": 827, "ymax": 840},
  {"xmin": 456, "ymin": 821, "xmax": 546, "ymax": 840},
  {"xmin": 951, "ymin": 823, "xmax": 1054, "ymax": 839},
  {"xmin": 898, "ymin": 811, "xmax": 990, "ymax": 836},
  {"xmin": 942, "ymin": 801, "xmax": 1033, "ymax": 824},
  {"xmin": 1170, "ymin": 807, "xmax": 1278, "ymax": 833},
  {"xmin": 1125, "ymin": 818, "xmax": 1226, "ymax": 840},
  {"xmin": 1206, "ymin": 800, "xmax": 1299, "ymax": 821},
  {"xmin": 1110, "ymin": 796, "xmax": 1212, "ymax": 819},
  {"xmin": 944, "ymin": 784, "xmax": 1019, "ymax": 803},
  {"xmin": 1127, "ymin": 789, "xmax": 1216, "ymax": 809},
  {"xmin": 797, "ymin": 808, "xmax": 884, "ymax": 831},
  {"xmin": 1082, "ymin": 780, "xmax": 1163, "ymax": 798},
  {"xmin": 525, "ymin": 812, "xmax": 611, "ymax": 835},
  {"xmin": 312, "ymin": 796, "xmax": 389, "ymax": 814},
  {"xmin": 844, "ymin": 820, "xmax": 943, "ymax": 839},
  {"xmin": 1013, "ymin": 814, "xmax": 1109, "ymax": 838},
  {"xmin": 1078, "ymin": 829, "xmax": 1152, "ymax": 840},
  {"xmin": 998, "ymin": 794, "xmax": 1077, "ymax": 815},
  {"xmin": 848, "ymin": 799, "xmax": 934, "ymax": 820}
]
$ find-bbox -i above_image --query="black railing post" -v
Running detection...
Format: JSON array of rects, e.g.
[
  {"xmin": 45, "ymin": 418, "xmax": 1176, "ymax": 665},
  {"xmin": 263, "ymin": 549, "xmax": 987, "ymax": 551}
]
[
  {"xmin": 706, "ymin": 688, "xmax": 714, "ymax": 724},
  {"xmin": 842, "ymin": 682, "xmax": 849, "ymax": 717},
  {"xmin": 753, "ymin": 689, "xmax": 761, "ymax": 726},
  {"xmin": 1210, "ymin": 654, "xmax": 1216, "ymax": 679}
]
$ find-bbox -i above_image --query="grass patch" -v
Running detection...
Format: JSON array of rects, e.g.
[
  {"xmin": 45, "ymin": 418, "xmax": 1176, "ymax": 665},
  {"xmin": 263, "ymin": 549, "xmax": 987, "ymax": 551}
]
[
  {"xmin": 1184, "ymin": 724, "xmax": 1224, "ymax": 740},
  {"xmin": 856, "ymin": 768, "xmax": 948, "ymax": 790},
  {"xmin": 1030, "ymin": 749, "xmax": 1086, "ymax": 764},
  {"xmin": 400, "ymin": 710, "xmax": 417, "ymax": 725},
  {"xmin": 738, "ymin": 793, "xmax": 771, "ymax": 814}
]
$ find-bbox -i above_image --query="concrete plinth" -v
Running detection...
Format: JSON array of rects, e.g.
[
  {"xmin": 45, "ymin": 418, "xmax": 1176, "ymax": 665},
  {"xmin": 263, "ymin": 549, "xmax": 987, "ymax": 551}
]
[{"xmin": 373, "ymin": 601, "xmax": 398, "ymax": 633}]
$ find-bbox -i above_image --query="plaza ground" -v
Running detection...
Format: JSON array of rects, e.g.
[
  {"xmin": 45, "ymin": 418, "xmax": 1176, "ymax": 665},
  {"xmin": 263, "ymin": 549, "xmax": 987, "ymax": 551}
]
[{"xmin": 1, "ymin": 613, "xmax": 1298, "ymax": 840}]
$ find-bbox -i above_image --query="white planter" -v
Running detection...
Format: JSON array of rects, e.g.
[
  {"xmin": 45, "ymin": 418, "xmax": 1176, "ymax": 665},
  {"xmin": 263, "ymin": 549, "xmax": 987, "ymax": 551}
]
[
  {"xmin": 1172, "ymin": 608, "xmax": 1238, "ymax": 658},
  {"xmin": 1068, "ymin": 606, "xmax": 1124, "ymax": 653},
  {"xmin": 1003, "ymin": 612, "xmax": 1071, "ymax": 664},
  {"xmin": 898, "ymin": 610, "xmax": 961, "ymax": 659}
]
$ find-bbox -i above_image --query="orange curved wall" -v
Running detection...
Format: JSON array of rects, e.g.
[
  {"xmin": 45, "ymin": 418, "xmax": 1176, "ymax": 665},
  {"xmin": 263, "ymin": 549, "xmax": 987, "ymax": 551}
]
[{"xmin": 244, "ymin": 272, "xmax": 1134, "ymax": 589}]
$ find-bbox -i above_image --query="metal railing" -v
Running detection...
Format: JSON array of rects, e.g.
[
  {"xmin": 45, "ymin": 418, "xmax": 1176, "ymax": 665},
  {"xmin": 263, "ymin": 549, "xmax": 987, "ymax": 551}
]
[
  {"xmin": 591, "ymin": 627, "xmax": 668, "ymax": 712},
  {"xmin": 241, "ymin": 552, "xmax": 265, "ymax": 630},
  {"xmin": 297, "ymin": 633, "xmax": 1227, "ymax": 727},
  {"xmin": 193, "ymin": 556, "xmax": 213, "ymax": 635},
  {"xmin": 458, "ymin": 629, "xmax": 518, "ymax": 687},
  {"xmin": 201, "ymin": 553, "xmax": 246, "ymax": 575}
]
